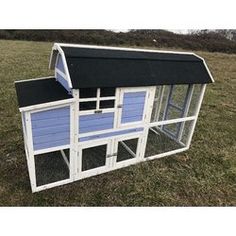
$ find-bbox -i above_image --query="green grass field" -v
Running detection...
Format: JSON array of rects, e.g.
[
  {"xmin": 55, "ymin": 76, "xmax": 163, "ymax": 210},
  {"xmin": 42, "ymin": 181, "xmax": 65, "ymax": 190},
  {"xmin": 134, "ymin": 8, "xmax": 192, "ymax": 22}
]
[{"xmin": 0, "ymin": 40, "xmax": 235, "ymax": 206}]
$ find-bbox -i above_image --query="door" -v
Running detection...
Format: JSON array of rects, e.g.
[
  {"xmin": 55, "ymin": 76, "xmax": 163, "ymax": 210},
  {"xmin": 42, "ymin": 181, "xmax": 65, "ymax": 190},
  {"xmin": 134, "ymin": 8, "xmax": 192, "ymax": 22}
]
[
  {"xmin": 77, "ymin": 139, "xmax": 112, "ymax": 179},
  {"xmin": 117, "ymin": 88, "xmax": 150, "ymax": 128},
  {"xmin": 112, "ymin": 134, "xmax": 143, "ymax": 168}
]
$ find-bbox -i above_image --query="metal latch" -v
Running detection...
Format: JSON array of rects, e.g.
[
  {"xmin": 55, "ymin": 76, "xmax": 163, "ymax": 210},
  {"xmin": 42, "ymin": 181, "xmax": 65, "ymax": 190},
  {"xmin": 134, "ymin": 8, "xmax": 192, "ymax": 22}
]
[
  {"xmin": 94, "ymin": 109, "xmax": 103, "ymax": 113},
  {"xmin": 106, "ymin": 153, "xmax": 118, "ymax": 158},
  {"xmin": 117, "ymin": 104, "xmax": 123, "ymax": 108}
]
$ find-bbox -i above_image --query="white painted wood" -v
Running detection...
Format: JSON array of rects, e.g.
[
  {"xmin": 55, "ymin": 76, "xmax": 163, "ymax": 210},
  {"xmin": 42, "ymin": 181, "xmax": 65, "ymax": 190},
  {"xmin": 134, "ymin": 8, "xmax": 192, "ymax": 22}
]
[
  {"xmin": 34, "ymin": 145, "xmax": 70, "ymax": 155},
  {"xmin": 154, "ymin": 86, "xmax": 165, "ymax": 122},
  {"xmin": 72, "ymin": 89, "xmax": 79, "ymax": 180},
  {"xmin": 52, "ymin": 44, "xmax": 73, "ymax": 88},
  {"xmin": 186, "ymin": 84, "xmax": 206, "ymax": 148},
  {"xmin": 25, "ymin": 112, "xmax": 37, "ymax": 192},
  {"xmin": 117, "ymin": 86, "xmax": 152, "ymax": 128},
  {"xmin": 55, "ymin": 68, "xmax": 67, "ymax": 78},
  {"xmin": 193, "ymin": 53, "xmax": 215, "ymax": 83},
  {"xmin": 177, "ymin": 85, "xmax": 194, "ymax": 141},
  {"xmin": 56, "ymin": 43, "xmax": 197, "ymax": 56},
  {"xmin": 60, "ymin": 150, "xmax": 70, "ymax": 170},
  {"xmin": 33, "ymin": 179, "xmax": 72, "ymax": 193},
  {"xmin": 79, "ymin": 96, "xmax": 116, "ymax": 102},
  {"xmin": 19, "ymin": 98, "xmax": 75, "ymax": 112},
  {"xmin": 76, "ymin": 139, "xmax": 112, "ymax": 179},
  {"xmin": 19, "ymin": 83, "xmax": 207, "ymax": 192},
  {"xmin": 15, "ymin": 76, "xmax": 54, "ymax": 84}
]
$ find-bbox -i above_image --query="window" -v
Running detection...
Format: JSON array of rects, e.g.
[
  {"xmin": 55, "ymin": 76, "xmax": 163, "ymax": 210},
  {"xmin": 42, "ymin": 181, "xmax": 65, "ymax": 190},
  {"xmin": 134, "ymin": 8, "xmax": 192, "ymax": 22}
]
[{"xmin": 79, "ymin": 88, "xmax": 116, "ymax": 112}]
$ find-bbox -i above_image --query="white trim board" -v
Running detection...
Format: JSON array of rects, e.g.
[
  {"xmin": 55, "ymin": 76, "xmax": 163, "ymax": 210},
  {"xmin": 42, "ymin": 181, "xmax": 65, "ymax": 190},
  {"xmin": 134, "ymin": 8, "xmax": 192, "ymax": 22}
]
[{"xmin": 56, "ymin": 43, "xmax": 197, "ymax": 55}]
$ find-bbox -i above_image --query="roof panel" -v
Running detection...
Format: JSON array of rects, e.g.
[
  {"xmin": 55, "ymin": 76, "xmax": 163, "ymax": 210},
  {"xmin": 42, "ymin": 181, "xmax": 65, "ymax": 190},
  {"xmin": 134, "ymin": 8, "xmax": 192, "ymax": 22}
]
[
  {"xmin": 59, "ymin": 45, "xmax": 213, "ymax": 88},
  {"xmin": 15, "ymin": 77, "xmax": 72, "ymax": 108}
]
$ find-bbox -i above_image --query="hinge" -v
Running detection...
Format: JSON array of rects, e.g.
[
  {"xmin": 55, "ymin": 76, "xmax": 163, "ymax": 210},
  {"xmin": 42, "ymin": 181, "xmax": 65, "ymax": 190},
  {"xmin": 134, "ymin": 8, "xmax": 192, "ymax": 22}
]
[{"xmin": 117, "ymin": 104, "xmax": 123, "ymax": 108}]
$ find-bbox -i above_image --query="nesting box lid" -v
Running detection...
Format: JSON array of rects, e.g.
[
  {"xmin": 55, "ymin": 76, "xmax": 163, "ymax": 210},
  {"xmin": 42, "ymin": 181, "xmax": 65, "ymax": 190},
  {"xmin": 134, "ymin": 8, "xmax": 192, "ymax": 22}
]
[{"xmin": 15, "ymin": 77, "xmax": 73, "ymax": 109}]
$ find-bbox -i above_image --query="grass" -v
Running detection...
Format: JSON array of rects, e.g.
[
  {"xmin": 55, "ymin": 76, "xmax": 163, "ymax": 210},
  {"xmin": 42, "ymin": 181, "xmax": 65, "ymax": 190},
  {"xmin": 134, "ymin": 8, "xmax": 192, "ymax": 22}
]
[{"xmin": 0, "ymin": 39, "xmax": 235, "ymax": 206}]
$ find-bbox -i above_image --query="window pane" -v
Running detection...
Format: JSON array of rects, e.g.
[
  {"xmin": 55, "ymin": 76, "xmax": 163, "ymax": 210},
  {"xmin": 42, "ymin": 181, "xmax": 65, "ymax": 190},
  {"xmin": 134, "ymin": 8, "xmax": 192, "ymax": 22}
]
[
  {"xmin": 79, "ymin": 88, "xmax": 97, "ymax": 98},
  {"xmin": 99, "ymin": 100, "xmax": 115, "ymax": 109},
  {"xmin": 100, "ymin": 88, "xmax": 116, "ymax": 97},
  {"xmin": 79, "ymin": 101, "xmax": 96, "ymax": 110}
]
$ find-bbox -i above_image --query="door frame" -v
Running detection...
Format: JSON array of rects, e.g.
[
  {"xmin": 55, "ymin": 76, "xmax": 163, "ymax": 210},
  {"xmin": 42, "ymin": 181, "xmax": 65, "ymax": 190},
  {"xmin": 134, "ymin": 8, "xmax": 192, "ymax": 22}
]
[
  {"xmin": 111, "ymin": 133, "xmax": 144, "ymax": 169},
  {"xmin": 76, "ymin": 139, "xmax": 113, "ymax": 179},
  {"xmin": 116, "ymin": 87, "xmax": 153, "ymax": 129}
]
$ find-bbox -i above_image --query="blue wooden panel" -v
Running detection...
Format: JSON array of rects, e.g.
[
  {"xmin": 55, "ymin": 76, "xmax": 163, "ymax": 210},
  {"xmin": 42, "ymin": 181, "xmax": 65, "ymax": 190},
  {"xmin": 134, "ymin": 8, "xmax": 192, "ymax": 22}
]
[
  {"xmin": 80, "ymin": 123, "xmax": 114, "ymax": 134},
  {"xmin": 79, "ymin": 112, "xmax": 113, "ymax": 121},
  {"xmin": 56, "ymin": 72, "xmax": 71, "ymax": 93},
  {"xmin": 31, "ymin": 107, "xmax": 70, "ymax": 121},
  {"xmin": 123, "ymin": 96, "xmax": 146, "ymax": 105},
  {"xmin": 79, "ymin": 112, "xmax": 114, "ymax": 134},
  {"xmin": 122, "ymin": 103, "xmax": 145, "ymax": 112},
  {"xmin": 122, "ymin": 109, "xmax": 145, "ymax": 118},
  {"xmin": 79, "ymin": 127, "xmax": 144, "ymax": 142},
  {"xmin": 31, "ymin": 106, "xmax": 70, "ymax": 151},
  {"xmin": 34, "ymin": 139, "xmax": 70, "ymax": 151},
  {"xmin": 56, "ymin": 54, "xmax": 65, "ymax": 73},
  {"xmin": 33, "ymin": 132, "xmax": 70, "ymax": 145},
  {"xmin": 121, "ymin": 91, "xmax": 146, "ymax": 124},
  {"xmin": 121, "ymin": 115, "xmax": 143, "ymax": 123},
  {"xmin": 123, "ymin": 91, "xmax": 146, "ymax": 98},
  {"xmin": 32, "ymin": 116, "xmax": 70, "ymax": 129},
  {"xmin": 32, "ymin": 124, "xmax": 70, "ymax": 137},
  {"xmin": 80, "ymin": 116, "xmax": 114, "ymax": 128}
]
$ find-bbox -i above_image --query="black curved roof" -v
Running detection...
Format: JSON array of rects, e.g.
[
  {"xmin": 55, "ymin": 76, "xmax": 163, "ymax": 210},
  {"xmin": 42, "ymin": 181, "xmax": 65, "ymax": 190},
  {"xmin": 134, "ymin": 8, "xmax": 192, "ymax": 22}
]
[{"xmin": 61, "ymin": 46, "xmax": 213, "ymax": 89}]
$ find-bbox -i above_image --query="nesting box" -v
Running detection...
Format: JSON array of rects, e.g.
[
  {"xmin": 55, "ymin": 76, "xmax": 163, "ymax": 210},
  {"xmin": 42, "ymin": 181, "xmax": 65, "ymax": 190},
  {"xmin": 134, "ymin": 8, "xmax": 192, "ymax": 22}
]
[{"xmin": 15, "ymin": 43, "xmax": 214, "ymax": 192}]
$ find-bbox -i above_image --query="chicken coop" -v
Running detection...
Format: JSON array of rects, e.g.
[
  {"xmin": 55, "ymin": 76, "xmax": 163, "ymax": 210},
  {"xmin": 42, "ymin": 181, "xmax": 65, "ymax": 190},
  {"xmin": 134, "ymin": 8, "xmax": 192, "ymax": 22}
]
[{"xmin": 15, "ymin": 43, "xmax": 214, "ymax": 192}]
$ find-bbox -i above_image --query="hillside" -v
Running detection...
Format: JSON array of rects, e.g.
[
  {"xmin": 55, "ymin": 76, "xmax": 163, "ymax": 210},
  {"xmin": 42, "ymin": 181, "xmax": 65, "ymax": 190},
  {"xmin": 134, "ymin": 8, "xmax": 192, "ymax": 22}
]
[{"xmin": 0, "ymin": 30, "xmax": 236, "ymax": 54}]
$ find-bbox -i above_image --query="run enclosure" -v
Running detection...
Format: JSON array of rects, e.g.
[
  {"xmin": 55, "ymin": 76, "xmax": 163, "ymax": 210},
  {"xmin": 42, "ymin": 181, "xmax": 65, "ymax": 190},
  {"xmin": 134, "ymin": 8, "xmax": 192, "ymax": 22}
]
[{"xmin": 15, "ymin": 43, "xmax": 214, "ymax": 192}]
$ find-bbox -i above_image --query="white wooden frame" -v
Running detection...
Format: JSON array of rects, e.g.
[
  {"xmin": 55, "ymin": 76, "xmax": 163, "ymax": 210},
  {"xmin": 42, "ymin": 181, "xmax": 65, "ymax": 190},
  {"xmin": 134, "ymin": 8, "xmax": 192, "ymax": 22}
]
[
  {"xmin": 112, "ymin": 133, "xmax": 143, "ymax": 169},
  {"xmin": 76, "ymin": 139, "xmax": 113, "ymax": 179},
  {"xmin": 116, "ymin": 86, "xmax": 153, "ymax": 128},
  {"xmin": 20, "ymin": 82, "xmax": 206, "ymax": 192}
]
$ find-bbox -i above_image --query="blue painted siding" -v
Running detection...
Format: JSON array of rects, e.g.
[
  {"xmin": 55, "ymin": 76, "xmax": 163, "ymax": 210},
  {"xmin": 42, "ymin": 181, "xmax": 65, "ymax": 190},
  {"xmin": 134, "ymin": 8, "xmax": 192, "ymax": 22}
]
[
  {"xmin": 79, "ymin": 128, "xmax": 144, "ymax": 142},
  {"xmin": 56, "ymin": 72, "xmax": 71, "ymax": 94},
  {"xmin": 31, "ymin": 106, "xmax": 70, "ymax": 151},
  {"xmin": 79, "ymin": 112, "xmax": 114, "ymax": 134},
  {"xmin": 121, "ymin": 91, "xmax": 146, "ymax": 124},
  {"xmin": 56, "ymin": 54, "xmax": 65, "ymax": 73}
]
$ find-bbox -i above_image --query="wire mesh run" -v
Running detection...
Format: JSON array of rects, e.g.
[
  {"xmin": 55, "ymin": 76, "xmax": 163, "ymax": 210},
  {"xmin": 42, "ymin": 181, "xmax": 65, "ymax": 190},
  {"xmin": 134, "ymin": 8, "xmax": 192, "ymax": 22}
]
[
  {"xmin": 151, "ymin": 84, "xmax": 201, "ymax": 123},
  {"xmin": 81, "ymin": 144, "xmax": 107, "ymax": 171},
  {"xmin": 116, "ymin": 138, "xmax": 139, "ymax": 162},
  {"xmin": 34, "ymin": 149, "xmax": 70, "ymax": 187},
  {"xmin": 145, "ymin": 120, "xmax": 193, "ymax": 157}
]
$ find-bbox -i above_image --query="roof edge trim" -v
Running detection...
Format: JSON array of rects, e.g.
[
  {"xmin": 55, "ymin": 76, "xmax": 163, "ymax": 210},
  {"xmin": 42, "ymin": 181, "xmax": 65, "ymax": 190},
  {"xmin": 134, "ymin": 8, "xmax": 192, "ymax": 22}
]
[
  {"xmin": 50, "ymin": 43, "xmax": 73, "ymax": 88},
  {"xmin": 193, "ymin": 53, "xmax": 215, "ymax": 83},
  {"xmin": 57, "ymin": 43, "xmax": 197, "ymax": 56}
]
